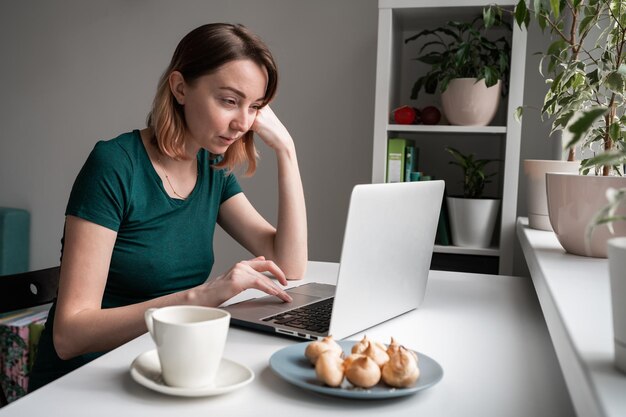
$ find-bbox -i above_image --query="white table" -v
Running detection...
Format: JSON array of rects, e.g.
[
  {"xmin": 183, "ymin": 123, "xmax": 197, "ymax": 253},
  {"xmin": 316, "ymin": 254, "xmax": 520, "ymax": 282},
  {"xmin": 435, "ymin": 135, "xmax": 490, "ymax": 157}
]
[
  {"xmin": 0, "ymin": 261, "xmax": 573, "ymax": 416},
  {"xmin": 517, "ymin": 217, "xmax": 626, "ymax": 417}
]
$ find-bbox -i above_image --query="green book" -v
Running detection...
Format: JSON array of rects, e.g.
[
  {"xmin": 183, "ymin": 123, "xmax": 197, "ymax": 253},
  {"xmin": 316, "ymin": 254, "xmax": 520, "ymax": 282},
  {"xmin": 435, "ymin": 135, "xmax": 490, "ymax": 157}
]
[
  {"xmin": 386, "ymin": 138, "xmax": 414, "ymax": 183},
  {"xmin": 28, "ymin": 319, "xmax": 46, "ymax": 371}
]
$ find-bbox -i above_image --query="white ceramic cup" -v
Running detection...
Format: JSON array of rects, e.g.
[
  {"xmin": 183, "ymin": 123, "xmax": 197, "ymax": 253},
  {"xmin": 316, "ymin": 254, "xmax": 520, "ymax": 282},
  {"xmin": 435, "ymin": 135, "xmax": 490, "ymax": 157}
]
[
  {"xmin": 144, "ymin": 305, "xmax": 230, "ymax": 388},
  {"xmin": 608, "ymin": 237, "xmax": 626, "ymax": 373}
]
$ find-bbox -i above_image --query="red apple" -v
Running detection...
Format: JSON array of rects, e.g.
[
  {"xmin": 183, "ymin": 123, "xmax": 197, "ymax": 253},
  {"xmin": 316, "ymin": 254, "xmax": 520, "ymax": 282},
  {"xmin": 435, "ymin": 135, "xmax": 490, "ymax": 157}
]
[
  {"xmin": 421, "ymin": 106, "xmax": 441, "ymax": 125},
  {"xmin": 392, "ymin": 106, "xmax": 420, "ymax": 124}
]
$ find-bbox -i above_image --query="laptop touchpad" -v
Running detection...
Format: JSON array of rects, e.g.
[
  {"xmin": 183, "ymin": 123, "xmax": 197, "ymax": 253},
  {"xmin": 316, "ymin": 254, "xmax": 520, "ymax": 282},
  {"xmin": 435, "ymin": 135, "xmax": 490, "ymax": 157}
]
[{"xmin": 226, "ymin": 293, "xmax": 325, "ymax": 318}]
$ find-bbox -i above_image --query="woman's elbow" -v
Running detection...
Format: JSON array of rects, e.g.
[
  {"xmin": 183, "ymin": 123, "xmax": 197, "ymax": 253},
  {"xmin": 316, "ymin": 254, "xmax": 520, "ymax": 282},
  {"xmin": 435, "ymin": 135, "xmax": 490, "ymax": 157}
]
[
  {"xmin": 53, "ymin": 324, "xmax": 81, "ymax": 360},
  {"xmin": 283, "ymin": 259, "xmax": 307, "ymax": 280}
]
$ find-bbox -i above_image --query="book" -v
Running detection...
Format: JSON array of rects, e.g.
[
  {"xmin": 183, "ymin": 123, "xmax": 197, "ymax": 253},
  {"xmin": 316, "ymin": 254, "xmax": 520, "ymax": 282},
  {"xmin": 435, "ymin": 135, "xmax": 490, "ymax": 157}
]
[
  {"xmin": 404, "ymin": 146, "xmax": 420, "ymax": 182},
  {"xmin": 0, "ymin": 304, "xmax": 51, "ymax": 403},
  {"xmin": 28, "ymin": 319, "xmax": 46, "ymax": 371},
  {"xmin": 386, "ymin": 138, "xmax": 414, "ymax": 183}
]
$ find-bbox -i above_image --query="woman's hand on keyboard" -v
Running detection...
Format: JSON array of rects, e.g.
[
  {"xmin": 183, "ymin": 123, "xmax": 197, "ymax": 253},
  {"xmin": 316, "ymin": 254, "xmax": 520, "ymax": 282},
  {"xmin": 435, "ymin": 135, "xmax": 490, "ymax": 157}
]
[{"xmin": 191, "ymin": 256, "xmax": 293, "ymax": 306}]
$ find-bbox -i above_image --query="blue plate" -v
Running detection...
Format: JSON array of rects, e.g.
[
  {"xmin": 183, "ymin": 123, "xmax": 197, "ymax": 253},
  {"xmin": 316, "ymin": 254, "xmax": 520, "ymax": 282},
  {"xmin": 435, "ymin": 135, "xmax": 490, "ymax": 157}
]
[{"xmin": 269, "ymin": 340, "xmax": 443, "ymax": 399}]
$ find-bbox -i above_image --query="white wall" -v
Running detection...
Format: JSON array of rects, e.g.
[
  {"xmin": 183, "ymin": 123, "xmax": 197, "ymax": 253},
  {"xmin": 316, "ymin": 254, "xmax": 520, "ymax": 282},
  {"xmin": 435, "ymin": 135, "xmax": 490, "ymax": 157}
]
[
  {"xmin": 0, "ymin": 0, "xmax": 551, "ymax": 277},
  {"xmin": 0, "ymin": 0, "xmax": 378, "ymax": 275}
]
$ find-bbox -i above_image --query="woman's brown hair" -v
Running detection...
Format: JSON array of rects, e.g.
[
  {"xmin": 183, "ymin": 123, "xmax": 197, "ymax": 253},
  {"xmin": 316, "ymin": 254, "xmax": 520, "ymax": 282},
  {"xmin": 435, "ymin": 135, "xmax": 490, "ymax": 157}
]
[{"xmin": 147, "ymin": 23, "xmax": 278, "ymax": 175}]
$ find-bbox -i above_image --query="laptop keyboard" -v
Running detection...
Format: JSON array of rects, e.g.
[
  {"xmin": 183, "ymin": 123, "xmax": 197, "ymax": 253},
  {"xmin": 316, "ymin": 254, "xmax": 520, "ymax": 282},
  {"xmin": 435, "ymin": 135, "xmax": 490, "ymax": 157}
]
[{"xmin": 262, "ymin": 297, "xmax": 334, "ymax": 334}]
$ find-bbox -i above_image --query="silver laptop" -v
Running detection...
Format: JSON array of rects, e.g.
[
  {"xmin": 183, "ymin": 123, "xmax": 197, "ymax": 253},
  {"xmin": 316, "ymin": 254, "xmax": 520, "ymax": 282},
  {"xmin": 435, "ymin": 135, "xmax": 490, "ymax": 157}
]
[{"xmin": 224, "ymin": 180, "xmax": 445, "ymax": 340}]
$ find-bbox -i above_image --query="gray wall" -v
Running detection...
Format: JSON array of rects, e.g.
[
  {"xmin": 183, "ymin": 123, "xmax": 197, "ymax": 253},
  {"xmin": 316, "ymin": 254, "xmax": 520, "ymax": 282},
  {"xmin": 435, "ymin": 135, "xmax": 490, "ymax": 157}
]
[{"xmin": 0, "ymin": 0, "xmax": 551, "ymax": 277}]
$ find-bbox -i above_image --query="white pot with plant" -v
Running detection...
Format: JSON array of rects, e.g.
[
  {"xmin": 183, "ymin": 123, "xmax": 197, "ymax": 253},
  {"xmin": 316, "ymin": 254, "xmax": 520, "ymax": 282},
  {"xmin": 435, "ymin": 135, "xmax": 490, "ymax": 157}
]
[
  {"xmin": 404, "ymin": 15, "xmax": 511, "ymax": 126},
  {"xmin": 591, "ymin": 188, "xmax": 626, "ymax": 373},
  {"xmin": 523, "ymin": 159, "xmax": 580, "ymax": 231},
  {"xmin": 608, "ymin": 236, "xmax": 626, "ymax": 373},
  {"xmin": 445, "ymin": 147, "xmax": 500, "ymax": 248},
  {"xmin": 492, "ymin": 1, "xmax": 626, "ymax": 255}
]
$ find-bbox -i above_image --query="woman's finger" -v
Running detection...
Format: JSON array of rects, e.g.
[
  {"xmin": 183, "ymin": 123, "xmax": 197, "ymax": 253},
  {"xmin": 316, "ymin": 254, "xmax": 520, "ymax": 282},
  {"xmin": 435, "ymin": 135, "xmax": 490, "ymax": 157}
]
[
  {"xmin": 246, "ymin": 259, "xmax": 288, "ymax": 286},
  {"xmin": 242, "ymin": 255, "xmax": 265, "ymax": 264},
  {"xmin": 250, "ymin": 272, "xmax": 292, "ymax": 303}
]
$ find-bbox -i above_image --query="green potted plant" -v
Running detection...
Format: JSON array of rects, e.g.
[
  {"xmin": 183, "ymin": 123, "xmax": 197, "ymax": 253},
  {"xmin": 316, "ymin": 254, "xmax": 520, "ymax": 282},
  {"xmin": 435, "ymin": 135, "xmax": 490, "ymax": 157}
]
[
  {"xmin": 405, "ymin": 13, "xmax": 511, "ymax": 126},
  {"xmin": 445, "ymin": 147, "xmax": 500, "ymax": 248},
  {"xmin": 489, "ymin": 1, "xmax": 626, "ymax": 257}
]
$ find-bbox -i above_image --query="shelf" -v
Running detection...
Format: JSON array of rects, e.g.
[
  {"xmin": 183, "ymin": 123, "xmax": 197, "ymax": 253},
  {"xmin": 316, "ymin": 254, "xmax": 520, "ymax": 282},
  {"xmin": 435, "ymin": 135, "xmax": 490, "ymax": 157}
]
[
  {"xmin": 372, "ymin": 0, "xmax": 527, "ymax": 275},
  {"xmin": 380, "ymin": 0, "xmax": 518, "ymax": 9},
  {"xmin": 387, "ymin": 124, "xmax": 507, "ymax": 134},
  {"xmin": 516, "ymin": 217, "xmax": 626, "ymax": 417},
  {"xmin": 434, "ymin": 245, "xmax": 500, "ymax": 256}
]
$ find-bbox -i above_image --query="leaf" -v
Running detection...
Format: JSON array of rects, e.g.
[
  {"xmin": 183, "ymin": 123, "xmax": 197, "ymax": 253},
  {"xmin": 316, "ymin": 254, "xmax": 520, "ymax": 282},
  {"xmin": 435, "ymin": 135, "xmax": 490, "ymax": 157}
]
[
  {"xmin": 610, "ymin": 122, "xmax": 621, "ymax": 142},
  {"xmin": 605, "ymin": 71, "xmax": 625, "ymax": 93},
  {"xmin": 483, "ymin": 6, "xmax": 495, "ymax": 28},
  {"xmin": 553, "ymin": 110, "xmax": 575, "ymax": 130},
  {"xmin": 410, "ymin": 78, "xmax": 425, "ymax": 100},
  {"xmin": 537, "ymin": 12, "xmax": 547, "ymax": 30},
  {"xmin": 550, "ymin": 0, "xmax": 560, "ymax": 19},
  {"xmin": 424, "ymin": 73, "xmax": 439, "ymax": 94},
  {"xmin": 584, "ymin": 150, "xmax": 626, "ymax": 168},
  {"xmin": 533, "ymin": 0, "xmax": 544, "ymax": 17},
  {"xmin": 587, "ymin": 68, "xmax": 600, "ymax": 85},
  {"xmin": 514, "ymin": 106, "xmax": 524, "ymax": 122},
  {"xmin": 565, "ymin": 107, "xmax": 608, "ymax": 149},
  {"xmin": 515, "ymin": 0, "xmax": 529, "ymax": 28},
  {"xmin": 484, "ymin": 66, "xmax": 498, "ymax": 87},
  {"xmin": 417, "ymin": 52, "xmax": 444, "ymax": 65},
  {"xmin": 579, "ymin": 15, "xmax": 595, "ymax": 37}
]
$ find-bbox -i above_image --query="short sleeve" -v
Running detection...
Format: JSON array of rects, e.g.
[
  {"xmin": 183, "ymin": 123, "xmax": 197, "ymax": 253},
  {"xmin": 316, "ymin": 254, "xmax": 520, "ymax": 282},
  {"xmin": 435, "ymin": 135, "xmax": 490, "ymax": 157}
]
[
  {"xmin": 220, "ymin": 171, "xmax": 243, "ymax": 204},
  {"xmin": 65, "ymin": 141, "xmax": 132, "ymax": 231}
]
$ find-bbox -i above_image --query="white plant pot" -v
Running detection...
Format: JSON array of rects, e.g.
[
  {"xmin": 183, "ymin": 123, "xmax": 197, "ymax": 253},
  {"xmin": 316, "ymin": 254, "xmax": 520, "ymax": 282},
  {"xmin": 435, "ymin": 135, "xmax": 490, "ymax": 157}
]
[
  {"xmin": 546, "ymin": 173, "xmax": 626, "ymax": 257},
  {"xmin": 440, "ymin": 78, "xmax": 501, "ymax": 126},
  {"xmin": 523, "ymin": 159, "xmax": 580, "ymax": 231},
  {"xmin": 608, "ymin": 237, "xmax": 626, "ymax": 373},
  {"xmin": 447, "ymin": 197, "xmax": 500, "ymax": 248}
]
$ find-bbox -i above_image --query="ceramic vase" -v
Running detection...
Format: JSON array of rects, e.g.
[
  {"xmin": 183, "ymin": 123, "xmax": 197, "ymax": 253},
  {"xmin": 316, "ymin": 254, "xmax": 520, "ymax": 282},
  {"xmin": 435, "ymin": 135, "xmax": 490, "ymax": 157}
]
[
  {"xmin": 440, "ymin": 78, "xmax": 501, "ymax": 126},
  {"xmin": 546, "ymin": 173, "xmax": 626, "ymax": 257},
  {"xmin": 447, "ymin": 197, "xmax": 500, "ymax": 248},
  {"xmin": 608, "ymin": 237, "xmax": 626, "ymax": 373},
  {"xmin": 523, "ymin": 160, "xmax": 580, "ymax": 231}
]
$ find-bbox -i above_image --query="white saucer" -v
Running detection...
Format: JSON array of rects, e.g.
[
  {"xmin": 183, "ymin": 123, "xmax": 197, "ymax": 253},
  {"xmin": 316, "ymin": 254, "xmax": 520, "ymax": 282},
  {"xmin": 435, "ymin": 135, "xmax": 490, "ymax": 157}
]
[{"xmin": 130, "ymin": 350, "xmax": 254, "ymax": 397}]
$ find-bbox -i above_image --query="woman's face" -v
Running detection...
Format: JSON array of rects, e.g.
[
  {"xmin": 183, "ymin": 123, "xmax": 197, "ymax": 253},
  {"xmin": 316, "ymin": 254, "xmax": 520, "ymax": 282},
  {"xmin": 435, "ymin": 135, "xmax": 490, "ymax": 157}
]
[{"xmin": 171, "ymin": 59, "xmax": 268, "ymax": 156}]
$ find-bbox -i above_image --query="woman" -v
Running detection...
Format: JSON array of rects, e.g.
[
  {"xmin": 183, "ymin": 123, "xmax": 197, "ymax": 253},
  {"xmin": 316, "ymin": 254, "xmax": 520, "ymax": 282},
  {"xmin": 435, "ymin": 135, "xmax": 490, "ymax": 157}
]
[{"xmin": 29, "ymin": 23, "xmax": 307, "ymax": 390}]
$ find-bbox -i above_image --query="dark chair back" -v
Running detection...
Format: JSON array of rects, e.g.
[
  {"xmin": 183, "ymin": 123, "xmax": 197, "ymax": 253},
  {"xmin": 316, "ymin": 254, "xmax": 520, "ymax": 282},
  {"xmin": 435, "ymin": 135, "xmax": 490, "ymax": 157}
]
[
  {"xmin": 0, "ymin": 266, "xmax": 60, "ymax": 407},
  {"xmin": 0, "ymin": 266, "xmax": 60, "ymax": 314}
]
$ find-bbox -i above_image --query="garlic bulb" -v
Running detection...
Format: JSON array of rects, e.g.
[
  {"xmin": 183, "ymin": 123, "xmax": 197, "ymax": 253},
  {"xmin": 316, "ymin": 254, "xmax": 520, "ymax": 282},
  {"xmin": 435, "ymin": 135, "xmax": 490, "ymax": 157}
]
[
  {"xmin": 345, "ymin": 356, "xmax": 381, "ymax": 388},
  {"xmin": 305, "ymin": 335, "xmax": 343, "ymax": 365},
  {"xmin": 381, "ymin": 346, "xmax": 420, "ymax": 388},
  {"xmin": 363, "ymin": 340, "xmax": 390, "ymax": 367},
  {"xmin": 315, "ymin": 351, "xmax": 345, "ymax": 387}
]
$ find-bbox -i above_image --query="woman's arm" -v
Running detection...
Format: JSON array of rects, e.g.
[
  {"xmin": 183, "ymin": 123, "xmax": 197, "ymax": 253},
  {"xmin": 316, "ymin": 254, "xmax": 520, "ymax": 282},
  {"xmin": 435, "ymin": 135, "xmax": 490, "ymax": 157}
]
[
  {"xmin": 54, "ymin": 215, "xmax": 292, "ymax": 359},
  {"xmin": 218, "ymin": 106, "xmax": 308, "ymax": 279}
]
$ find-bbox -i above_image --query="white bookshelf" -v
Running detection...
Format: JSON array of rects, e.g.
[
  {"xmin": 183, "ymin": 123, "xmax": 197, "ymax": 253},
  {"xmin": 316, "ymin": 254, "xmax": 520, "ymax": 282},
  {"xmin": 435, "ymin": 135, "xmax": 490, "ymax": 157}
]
[
  {"xmin": 433, "ymin": 245, "xmax": 500, "ymax": 256},
  {"xmin": 388, "ymin": 124, "xmax": 507, "ymax": 134},
  {"xmin": 372, "ymin": 0, "xmax": 527, "ymax": 275}
]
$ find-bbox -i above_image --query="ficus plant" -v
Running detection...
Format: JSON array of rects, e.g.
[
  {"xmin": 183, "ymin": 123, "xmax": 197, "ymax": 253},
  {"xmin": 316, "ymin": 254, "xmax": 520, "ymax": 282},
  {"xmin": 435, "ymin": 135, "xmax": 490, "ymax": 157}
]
[
  {"xmin": 445, "ymin": 147, "xmax": 499, "ymax": 199},
  {"xmin": 486, "ymin": 0, "xmax": 626, "ymax": 176},
  {"xmin": 405, "ymin": 14, "xmax": 511, "ymax": 100}
]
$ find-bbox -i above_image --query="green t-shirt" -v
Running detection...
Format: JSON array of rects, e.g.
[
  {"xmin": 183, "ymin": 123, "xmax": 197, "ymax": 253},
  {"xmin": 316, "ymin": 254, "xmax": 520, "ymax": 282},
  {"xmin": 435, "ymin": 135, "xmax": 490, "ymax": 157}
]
[{"xmin": 29, "ymin": 130, "xmax": 242, "ymax": 390}]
